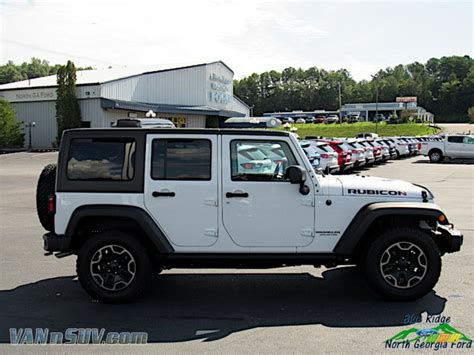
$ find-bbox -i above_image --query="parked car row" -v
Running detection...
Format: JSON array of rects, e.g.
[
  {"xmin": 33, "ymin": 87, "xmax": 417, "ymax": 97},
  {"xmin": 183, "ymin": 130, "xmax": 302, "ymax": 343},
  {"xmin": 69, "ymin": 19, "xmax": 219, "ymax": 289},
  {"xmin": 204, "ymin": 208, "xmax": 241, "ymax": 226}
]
[
  {"xmin": 232, "ymin": 134, "xmax": 468, "ymax": 178},
  {"xmin": 279, "ymin": 115, "xmax": 340, "ymax": 124},
  {"xmin": 299, "ymin": 136, "xmax": 425, "ymax": 174}
]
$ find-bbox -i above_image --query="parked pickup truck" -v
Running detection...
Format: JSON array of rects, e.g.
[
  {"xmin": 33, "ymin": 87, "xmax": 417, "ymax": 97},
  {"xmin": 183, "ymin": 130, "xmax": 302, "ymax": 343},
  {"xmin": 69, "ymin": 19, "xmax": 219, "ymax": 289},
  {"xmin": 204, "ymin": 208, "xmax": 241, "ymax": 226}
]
[{"xmin": 420, "ymin": 134, "xmax": 474, "ymax": 162}]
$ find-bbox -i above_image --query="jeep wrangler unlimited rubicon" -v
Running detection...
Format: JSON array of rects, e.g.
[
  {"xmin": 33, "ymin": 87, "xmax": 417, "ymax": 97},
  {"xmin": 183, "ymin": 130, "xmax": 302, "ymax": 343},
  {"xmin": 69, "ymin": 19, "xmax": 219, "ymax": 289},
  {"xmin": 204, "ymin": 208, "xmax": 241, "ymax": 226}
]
[{"xmin": 36, "ymin": 128, "xmax": 463, "ymax": 303}]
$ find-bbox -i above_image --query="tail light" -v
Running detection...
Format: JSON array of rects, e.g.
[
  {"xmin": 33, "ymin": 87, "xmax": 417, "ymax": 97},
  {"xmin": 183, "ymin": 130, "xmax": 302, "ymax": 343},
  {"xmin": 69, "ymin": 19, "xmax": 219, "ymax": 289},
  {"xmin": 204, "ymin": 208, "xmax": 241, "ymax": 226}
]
[
  {"xmin": 418, "ymin": 143, "xmax": 422, "ymax": 150},
  {"xmin": 351, "ymin": 149, "xmax": 359, "ymax": 154},
  {"xmin": 241, "ymin": 163, "xmax": 255, "ymax": 169},
  {"xmin": 48, "ymin": 196, "xmax": 55, "ymax": 214},
  {"xmin": 321, "ymin": 153, "xmax": 329, "ymax": 158}
]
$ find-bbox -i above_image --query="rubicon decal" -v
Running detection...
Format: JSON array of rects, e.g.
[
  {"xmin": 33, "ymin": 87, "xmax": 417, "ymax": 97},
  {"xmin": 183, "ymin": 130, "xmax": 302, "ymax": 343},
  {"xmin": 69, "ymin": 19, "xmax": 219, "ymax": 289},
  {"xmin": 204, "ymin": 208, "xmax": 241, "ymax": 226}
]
[{"xmin": 347, "ymin": 189, "xmax": 407, "ymax": 196}]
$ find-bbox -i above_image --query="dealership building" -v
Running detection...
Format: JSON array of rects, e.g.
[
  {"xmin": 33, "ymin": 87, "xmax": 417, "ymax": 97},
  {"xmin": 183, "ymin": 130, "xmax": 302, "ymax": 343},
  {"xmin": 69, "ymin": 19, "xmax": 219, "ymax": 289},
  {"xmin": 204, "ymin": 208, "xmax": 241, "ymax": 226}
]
[
  {"xmin": 340, "ymin": 101, "xmax": 434, "ymax": 122},
  {"xmin": 0, "ymin": 61, "xmax": 250, "ymax": 148}
]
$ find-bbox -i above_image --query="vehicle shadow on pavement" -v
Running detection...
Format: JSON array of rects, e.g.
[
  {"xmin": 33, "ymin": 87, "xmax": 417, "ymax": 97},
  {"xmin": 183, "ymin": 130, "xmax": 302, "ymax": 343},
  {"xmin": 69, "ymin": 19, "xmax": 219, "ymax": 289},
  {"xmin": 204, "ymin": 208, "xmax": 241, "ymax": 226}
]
[
  {"xmin": 0, "ymin": 267, "xmax": 446, "ymax": 343},
  {"xmin": 413, "ymin": 159, "xmax": 474, "ymax": 165}
]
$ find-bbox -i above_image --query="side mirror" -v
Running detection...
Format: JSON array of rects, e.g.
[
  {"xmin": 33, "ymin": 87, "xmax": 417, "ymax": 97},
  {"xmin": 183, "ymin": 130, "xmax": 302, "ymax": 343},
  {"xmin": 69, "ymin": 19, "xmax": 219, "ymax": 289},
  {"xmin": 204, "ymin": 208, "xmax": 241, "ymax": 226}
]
[{"xmin": 285, "ymin": 166, "xmax": 310, "ymax": 195}]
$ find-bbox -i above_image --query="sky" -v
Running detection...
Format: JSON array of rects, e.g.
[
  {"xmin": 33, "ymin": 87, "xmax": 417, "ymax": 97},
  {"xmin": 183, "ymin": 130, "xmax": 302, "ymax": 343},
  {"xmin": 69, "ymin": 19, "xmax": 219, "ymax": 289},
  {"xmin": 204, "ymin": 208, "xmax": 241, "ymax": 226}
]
[{"xmin": 0, "ymin": 0, "xmax": 472, "ymax": 80}]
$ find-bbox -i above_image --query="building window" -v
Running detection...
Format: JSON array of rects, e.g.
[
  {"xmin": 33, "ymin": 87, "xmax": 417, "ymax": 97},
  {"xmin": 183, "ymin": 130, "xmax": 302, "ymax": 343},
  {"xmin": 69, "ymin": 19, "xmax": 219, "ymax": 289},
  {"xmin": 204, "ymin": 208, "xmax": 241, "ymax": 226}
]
[
  {"xmin": 67, "ymin": 138, "xmax": 136, "ymax": 181},
  {"xmin": 151, "ymin": 139, "xmax": 211, "ymax": 180}
]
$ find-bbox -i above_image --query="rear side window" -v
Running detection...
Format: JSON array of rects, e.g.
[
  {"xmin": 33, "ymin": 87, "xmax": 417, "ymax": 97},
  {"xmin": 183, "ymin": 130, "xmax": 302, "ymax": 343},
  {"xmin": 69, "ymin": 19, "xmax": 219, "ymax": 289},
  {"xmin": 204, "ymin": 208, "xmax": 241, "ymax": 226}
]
[
  {"xmin": 152, "ymin": 139, "xmax": 211, "ymax": 180},
  {"xmin": 447, "ymin": 136, "xmax": 464, "ymax": 143},
  {"xmin": 67, "ymin": 138, "xmax": 136, "ymax": 181}
]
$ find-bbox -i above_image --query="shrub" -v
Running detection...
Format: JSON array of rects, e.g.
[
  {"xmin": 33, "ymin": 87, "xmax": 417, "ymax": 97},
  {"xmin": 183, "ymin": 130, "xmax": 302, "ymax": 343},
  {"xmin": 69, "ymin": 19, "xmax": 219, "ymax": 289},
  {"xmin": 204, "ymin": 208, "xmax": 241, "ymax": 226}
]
[{"xmin": 0, "ymin": 99, "xmax": 24, "ymax": 148}]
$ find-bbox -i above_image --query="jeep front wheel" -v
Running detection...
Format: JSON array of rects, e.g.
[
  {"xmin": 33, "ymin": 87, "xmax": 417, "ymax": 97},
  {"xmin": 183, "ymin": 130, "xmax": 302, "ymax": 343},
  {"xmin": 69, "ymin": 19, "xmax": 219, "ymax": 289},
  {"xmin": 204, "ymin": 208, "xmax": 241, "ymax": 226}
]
[
  {"xmin": 77, "ymin": 231, "xmax": 152, "ymax": 303},
  {"xmin": 364, "ymin": 228, "xmax": 441, "ymax": 301}
]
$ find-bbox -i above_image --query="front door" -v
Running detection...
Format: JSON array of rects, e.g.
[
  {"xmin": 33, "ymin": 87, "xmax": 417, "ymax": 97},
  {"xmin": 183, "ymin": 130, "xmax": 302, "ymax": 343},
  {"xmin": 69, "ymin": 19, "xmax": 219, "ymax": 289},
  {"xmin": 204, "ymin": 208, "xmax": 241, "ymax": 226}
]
[
  {"xmin": 144, "ymin": 134, "xmax": 218, "ymax": 247},
  {"xmin": 221, "ymin": 136, "xmax": 315, "ymax": 248}
]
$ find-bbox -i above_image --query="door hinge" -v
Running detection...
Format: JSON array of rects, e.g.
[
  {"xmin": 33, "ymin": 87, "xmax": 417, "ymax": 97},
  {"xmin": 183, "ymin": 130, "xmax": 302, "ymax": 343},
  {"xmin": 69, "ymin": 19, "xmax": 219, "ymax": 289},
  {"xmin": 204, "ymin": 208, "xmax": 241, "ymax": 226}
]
[
  {"xmin": 300, "ymin": 228, "xmax": 314, "ymax": 238},
  {"xmin": 204, "ymin": 228, "xmax": 218, "ymax": 237},
  {"xmin": 301, "ymin": 198, "xmax": 315, "ymax": 207}
]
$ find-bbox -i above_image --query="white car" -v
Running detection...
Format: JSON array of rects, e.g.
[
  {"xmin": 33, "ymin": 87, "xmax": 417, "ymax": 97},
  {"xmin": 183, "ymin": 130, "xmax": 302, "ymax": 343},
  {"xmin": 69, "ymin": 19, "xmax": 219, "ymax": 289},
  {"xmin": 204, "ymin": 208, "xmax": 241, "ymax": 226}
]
[
  {"xmin": 386, "ymin": 137, "xmax": 410, "ymax": 157},
  {"xmin": 310, "ymin": 141, "xmax": 340, "ymax": 173},
  {"xmin": 420, "ymin": 134, "xmax": 474, "ymax": 162},
  {"xmin": 325, "ymin": 115, "xmax": 339, "ymax": 124},
  {"xmin": 342, "ymin": 139, "xmax": 366, "ymax": 167}
]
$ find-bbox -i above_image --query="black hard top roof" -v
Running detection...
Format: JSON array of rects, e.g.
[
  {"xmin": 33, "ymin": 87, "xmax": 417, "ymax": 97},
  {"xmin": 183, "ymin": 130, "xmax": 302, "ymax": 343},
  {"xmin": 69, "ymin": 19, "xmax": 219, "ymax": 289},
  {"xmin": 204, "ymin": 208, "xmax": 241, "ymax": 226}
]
[{"xmin": 64, "ymin": 128, "xmax": 290, "ymax": 137}]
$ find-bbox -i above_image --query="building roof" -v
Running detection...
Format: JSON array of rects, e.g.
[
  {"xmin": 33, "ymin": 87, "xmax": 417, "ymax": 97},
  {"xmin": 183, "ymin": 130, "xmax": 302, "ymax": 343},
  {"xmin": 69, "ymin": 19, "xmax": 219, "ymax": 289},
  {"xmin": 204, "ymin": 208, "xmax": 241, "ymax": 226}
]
[{"xmin": 0, "ymin": 61, "xmax": 233, "ymax": 90}]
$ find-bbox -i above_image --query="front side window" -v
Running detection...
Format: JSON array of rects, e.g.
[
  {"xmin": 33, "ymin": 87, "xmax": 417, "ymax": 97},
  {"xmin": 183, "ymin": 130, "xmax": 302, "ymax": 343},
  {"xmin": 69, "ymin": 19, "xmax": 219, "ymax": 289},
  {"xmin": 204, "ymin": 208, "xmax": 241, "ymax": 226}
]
[
  {"xmin": 231, "ymin": 140, "xmax": 297, "ymax": 181},
  {"xmin": 151, "ymin": 139, "xmax": 211, "ymax": 180},
  {"xmin": 67, "ymin": 138, "xmax": 136, "ymax": 181},
  {"xmin": 447, "ymin": 136, "xmax": 464, "ymax": 143},
  {"xmin": 463, "ymin": 136, "xmax": 474, "ymax": 144}
]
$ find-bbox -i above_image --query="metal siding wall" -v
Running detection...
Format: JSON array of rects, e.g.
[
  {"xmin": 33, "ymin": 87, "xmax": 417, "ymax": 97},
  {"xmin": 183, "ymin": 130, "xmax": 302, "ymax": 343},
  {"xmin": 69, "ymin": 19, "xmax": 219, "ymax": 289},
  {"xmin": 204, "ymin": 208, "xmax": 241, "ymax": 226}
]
[
  {"xmin": 100, "ymin": 66, "xmax": 207, "ymax": 105},
  {"xmin": 231, "ymin": 97, "xmax": 250, "ymax": 116},
  {"xmin": 79, "ymin": 98, "xmax": 104, "ymax": 128},
  {"xmin": 184, "ymin": 115, "xmax": 206, "ymax": 128},
  {"xmin": 12, "ymin": 101, "xmax": 57, "ymax": 148}
]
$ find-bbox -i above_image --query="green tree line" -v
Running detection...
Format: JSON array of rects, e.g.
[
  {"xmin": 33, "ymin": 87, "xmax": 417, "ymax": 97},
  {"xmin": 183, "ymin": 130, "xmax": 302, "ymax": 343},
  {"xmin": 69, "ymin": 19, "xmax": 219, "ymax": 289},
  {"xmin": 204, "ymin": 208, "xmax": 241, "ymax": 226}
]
[
  {"xmin": 0, "ymin": 58, "xmax": 92, "ymax": 85},
  {"xmin": 234, "ymin": 55, "xmax": 473, "ymax": 122}
]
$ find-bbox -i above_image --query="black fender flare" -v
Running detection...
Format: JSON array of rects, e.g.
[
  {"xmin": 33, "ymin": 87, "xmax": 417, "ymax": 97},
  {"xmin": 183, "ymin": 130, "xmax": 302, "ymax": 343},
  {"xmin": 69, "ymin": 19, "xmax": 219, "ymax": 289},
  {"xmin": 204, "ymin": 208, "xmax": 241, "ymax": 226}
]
[
  {"xmin": 333, "ymin": 202, "xmax": 445, "ymax": 255},
  {"xmin": 65, "ymin": 205, "xmax": 174, "ymax": 254}
]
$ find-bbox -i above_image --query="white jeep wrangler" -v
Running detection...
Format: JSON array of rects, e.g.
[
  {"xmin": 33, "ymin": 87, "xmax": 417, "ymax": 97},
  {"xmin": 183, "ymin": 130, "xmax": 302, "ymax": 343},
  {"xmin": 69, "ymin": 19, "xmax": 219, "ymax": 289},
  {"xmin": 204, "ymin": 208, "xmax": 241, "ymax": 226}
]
[{"xmin": 36, "ymin": 128, "xmax": 463, "ymax": 303}]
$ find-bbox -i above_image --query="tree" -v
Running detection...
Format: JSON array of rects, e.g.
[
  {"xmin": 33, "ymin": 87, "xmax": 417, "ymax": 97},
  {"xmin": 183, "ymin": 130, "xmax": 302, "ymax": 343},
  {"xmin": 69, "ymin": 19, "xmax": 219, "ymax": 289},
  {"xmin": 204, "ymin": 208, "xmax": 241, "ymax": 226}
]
[
  {"xmin": 56, "ymin": 60, "xmax": 82, "ymax": 141},
  {"xmin": 0, "ymin": 99, "xmax": 24, "ymax": 148}
]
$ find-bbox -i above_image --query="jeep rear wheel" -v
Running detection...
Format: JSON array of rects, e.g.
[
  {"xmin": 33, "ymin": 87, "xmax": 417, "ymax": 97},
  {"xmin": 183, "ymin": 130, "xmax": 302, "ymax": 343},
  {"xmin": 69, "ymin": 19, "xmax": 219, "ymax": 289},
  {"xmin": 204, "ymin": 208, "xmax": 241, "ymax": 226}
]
[
  {"xmin": 364, "ymin": 228, "xmax": 441, "ymax": 301},
  {"xmin": 77, "ymin": 231, "xmax": 152, "ymax": 303}
]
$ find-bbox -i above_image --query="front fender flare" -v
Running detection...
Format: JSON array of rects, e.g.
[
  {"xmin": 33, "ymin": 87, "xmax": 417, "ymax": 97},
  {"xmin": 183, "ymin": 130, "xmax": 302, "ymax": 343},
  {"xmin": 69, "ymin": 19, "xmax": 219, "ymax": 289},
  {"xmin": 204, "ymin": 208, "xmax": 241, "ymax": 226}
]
[{"xmin": 333, "ymin": 202, "xmax": 445, "ymax": 255}]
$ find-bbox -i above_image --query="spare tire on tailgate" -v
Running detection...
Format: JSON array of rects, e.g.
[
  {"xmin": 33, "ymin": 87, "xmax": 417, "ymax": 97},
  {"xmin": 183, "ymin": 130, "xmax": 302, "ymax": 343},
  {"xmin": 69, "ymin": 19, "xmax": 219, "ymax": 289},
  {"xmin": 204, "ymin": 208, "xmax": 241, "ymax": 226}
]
[{"xmin": 36, "ymin": 164, "xmax": 57, "ymax": 232}]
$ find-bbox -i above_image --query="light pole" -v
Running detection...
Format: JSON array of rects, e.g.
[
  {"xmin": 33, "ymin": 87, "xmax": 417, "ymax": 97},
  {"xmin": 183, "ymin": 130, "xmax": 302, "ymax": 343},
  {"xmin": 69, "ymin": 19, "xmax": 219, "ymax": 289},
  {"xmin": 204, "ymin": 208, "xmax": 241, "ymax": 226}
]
[
  {"xmin": 375, "ymin": 84, "xmax": 379, "ymax": 134},
  {"xmin": 25, "ymin": 122, "xmax": 36, "ymax": 151},
  {"xmin": 338, "ymin": 82, "xmax": 342, "ymax": 124}
]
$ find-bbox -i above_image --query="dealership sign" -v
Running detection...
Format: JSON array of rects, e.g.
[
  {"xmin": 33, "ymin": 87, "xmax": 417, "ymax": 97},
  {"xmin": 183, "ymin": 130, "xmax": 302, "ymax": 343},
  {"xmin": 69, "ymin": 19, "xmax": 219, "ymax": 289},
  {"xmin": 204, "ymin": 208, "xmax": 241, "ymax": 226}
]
[
  {"xmin": 396, "ymin": 96, "xmax": 417, "ymax": 103},
  {"xmin": 208, "ymin": 73, "xmax": 232, "ymax": 105}
]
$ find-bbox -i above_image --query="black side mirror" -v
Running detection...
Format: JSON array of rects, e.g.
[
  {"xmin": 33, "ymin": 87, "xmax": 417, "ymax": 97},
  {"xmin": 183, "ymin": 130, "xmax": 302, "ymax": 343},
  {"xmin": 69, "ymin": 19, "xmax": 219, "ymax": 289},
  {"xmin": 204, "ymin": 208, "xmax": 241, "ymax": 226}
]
[{"xmin": 285, "ymin": 166, "xmax": 310, "ymax": 195}]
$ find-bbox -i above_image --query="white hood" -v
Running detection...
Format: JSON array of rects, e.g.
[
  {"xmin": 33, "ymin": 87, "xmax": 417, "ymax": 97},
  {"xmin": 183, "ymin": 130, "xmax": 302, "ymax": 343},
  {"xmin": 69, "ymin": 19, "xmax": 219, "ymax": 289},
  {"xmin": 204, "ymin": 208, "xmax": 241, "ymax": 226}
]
[{"xmin": 321, "ymin": 174, "xmax": 432, "ymax": 201}]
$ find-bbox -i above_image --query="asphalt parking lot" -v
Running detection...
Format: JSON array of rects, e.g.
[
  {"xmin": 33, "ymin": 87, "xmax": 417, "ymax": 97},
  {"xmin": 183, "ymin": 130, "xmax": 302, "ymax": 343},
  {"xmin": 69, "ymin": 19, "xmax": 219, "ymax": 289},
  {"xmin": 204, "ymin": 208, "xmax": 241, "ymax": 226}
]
[{"xmin": 0, "ymin": 152, "xmax": 473, "ymax": 354}]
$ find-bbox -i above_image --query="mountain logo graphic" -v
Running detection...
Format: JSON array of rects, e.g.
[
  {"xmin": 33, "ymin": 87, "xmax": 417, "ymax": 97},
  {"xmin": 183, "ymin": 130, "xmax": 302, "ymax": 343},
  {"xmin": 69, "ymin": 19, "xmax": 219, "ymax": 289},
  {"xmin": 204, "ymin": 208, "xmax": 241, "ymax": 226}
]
[{"xmin": 386, "ymin": 323, "xmax": 472, "ymax": 343}]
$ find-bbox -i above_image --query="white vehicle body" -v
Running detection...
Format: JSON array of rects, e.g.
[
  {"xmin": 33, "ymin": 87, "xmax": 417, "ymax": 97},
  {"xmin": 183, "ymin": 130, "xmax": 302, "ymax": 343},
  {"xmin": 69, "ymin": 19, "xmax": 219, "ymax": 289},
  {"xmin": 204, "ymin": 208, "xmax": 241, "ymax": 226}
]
[
  {"xmin": 387, "ymin": 137, "xmax": 410, "ymax": 156},
  {"xmin": 341, "ymin": 140, "xmax": 365, "ymax": 167},
  {"xmin": 310, "ymin": 141, "xmax": 339, "ymax": 173},
  {"xmin": 54, "ymin": 131, "xmax": 442, "ymax": 253},
  {"xmin": 420, "ymin": 135, "xmax": 474, "ymax": 160},
  {"xmin": 39, "ymin": 128, "xmax": 463, "ymax": 303}
]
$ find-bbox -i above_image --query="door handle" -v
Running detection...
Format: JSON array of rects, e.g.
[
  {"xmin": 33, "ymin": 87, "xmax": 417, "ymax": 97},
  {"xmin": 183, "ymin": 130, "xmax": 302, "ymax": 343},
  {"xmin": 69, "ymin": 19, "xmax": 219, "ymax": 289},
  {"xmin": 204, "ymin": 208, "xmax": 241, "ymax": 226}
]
[
  {"xmin": 152, "ymin": 191, "xmax": 175, "ymax": 197},
  {"xmin": 226, "ymin": 192, "xmax": 249, "ymax": 198}
]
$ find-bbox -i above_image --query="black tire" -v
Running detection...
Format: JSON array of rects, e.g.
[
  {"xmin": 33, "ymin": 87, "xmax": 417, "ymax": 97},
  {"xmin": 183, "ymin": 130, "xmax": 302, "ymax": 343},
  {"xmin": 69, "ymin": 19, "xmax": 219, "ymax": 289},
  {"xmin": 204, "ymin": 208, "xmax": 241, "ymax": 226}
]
[
  {"xmin": 77, "ymin": 231, "xmax": 152, "ymax": 303},
  {"xmin": 36, "ymin": 164, "xmax": 57, "ymax": 232},
  {"xmin": 364, "ymin": 227, "xmax": 441, "ymax": 301},
  {"xmin": 429, "ymin": 150, "xmax": 443, "ymax": 163}
]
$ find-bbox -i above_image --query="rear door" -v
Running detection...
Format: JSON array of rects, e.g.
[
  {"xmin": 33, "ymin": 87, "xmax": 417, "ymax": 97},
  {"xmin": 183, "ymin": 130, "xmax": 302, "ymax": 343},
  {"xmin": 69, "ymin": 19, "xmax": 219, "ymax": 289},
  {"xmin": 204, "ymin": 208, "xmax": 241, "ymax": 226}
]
[
  {"xmin": 144, "ymin": 134, "xmax": 218, "ymax": 247},
  {"xmin": 221, "ymin": 136, "xmax": 315, "ymax": 248},
  {"xmin": 446, "ymin": 136, "xmax": 465, "ymax": 156}
]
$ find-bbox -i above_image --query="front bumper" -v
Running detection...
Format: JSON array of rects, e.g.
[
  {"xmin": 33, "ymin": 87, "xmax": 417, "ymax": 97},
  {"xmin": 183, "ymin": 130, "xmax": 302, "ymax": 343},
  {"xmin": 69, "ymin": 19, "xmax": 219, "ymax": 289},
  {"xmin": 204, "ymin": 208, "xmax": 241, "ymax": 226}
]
[
  {"xmin": 43, "ymin": 232, "xmax": 72, "ymax": 252},
  {"xmin": 436, "ymin": 224, "xmax": 463, "ymax": 253}
]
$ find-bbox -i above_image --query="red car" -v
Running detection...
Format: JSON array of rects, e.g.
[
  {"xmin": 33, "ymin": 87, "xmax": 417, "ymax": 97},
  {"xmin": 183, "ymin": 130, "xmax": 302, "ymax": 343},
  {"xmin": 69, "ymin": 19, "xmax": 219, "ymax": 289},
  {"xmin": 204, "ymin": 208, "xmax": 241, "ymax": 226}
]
[
  {"xmin": 314, "ymin": 115, "xmax": 325, "ymax": 124},
  {"xmin": 321, "ymin": 140, "xmax": 353, "ymax": 172}
]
